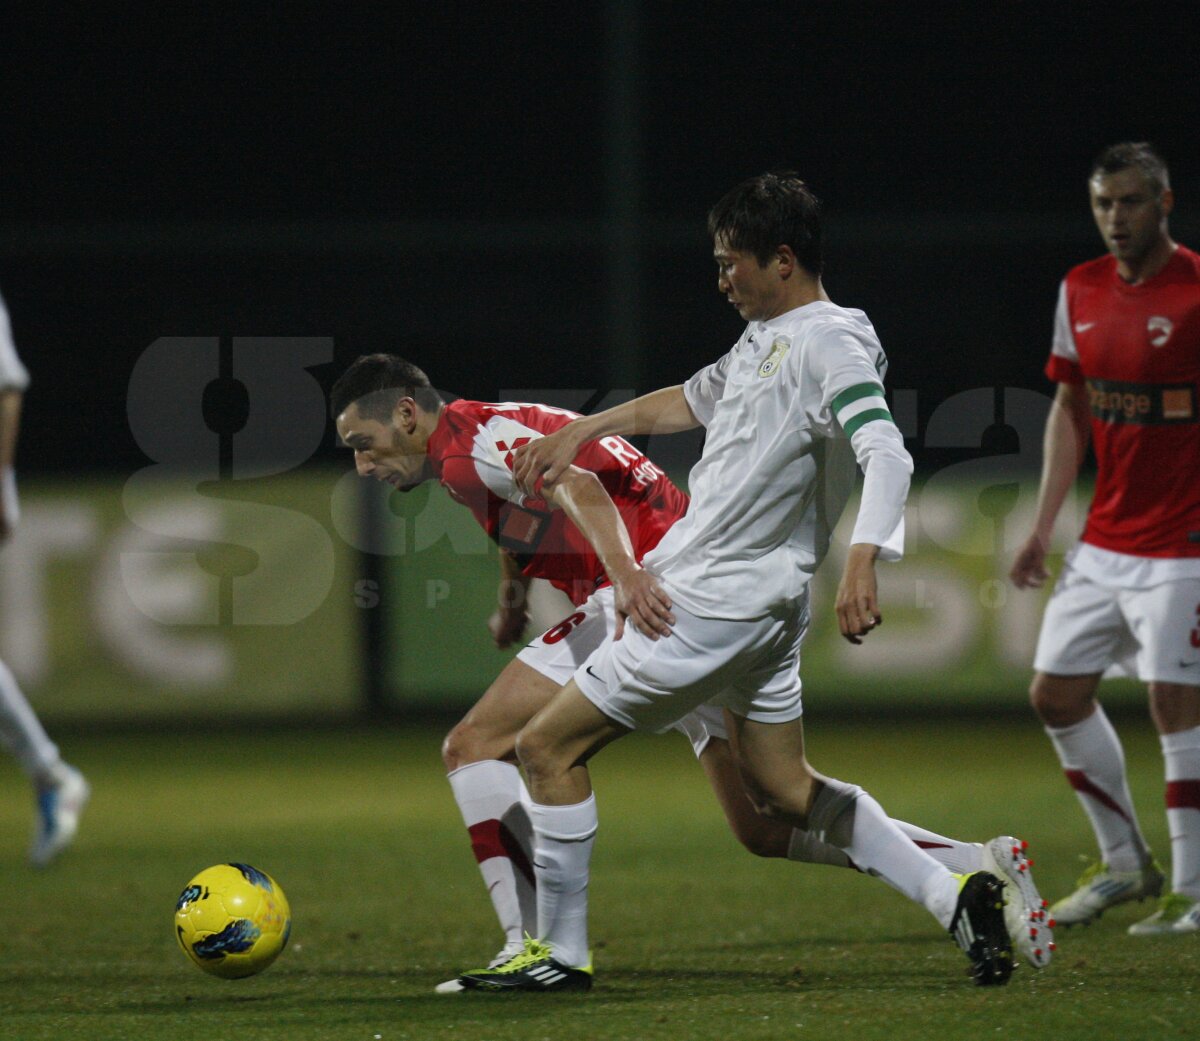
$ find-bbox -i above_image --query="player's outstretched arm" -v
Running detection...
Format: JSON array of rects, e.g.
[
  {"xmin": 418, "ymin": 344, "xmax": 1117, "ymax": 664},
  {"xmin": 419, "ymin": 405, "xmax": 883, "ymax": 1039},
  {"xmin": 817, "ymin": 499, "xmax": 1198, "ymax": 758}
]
[
  {"xmin": 542, "ymin": 465, "xmax": 675, "ymax": 641},
  {"xmin": 512, "ymin": 386, "xmax": 698, "ymax": 494},
  {"xmin": 1010, "ymin": 382, "xmax": 1090, "ymax": 589}
]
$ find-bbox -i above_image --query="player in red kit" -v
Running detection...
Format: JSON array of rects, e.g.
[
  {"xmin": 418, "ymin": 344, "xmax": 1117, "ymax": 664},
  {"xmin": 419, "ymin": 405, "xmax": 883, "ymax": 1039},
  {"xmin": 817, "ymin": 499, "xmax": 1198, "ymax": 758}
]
[
  {"xmin": 332, "ymin": 354, "xmax": 1050, "ymax": 988},
  {"xmin": 1011, "ymin": 142, "xmax": 1200, "ymax": 935}
]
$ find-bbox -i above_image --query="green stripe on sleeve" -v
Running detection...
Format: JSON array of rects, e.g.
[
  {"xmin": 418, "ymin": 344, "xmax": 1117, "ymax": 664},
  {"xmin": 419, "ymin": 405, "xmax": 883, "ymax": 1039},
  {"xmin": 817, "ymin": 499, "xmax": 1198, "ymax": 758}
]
[
  {"xmin": 831, "ymin": 382, "xmax": 886, "ymax": 414},
  {"xmin": 842, "ymin": 407, "xmax": 894, "ymax": 437}
]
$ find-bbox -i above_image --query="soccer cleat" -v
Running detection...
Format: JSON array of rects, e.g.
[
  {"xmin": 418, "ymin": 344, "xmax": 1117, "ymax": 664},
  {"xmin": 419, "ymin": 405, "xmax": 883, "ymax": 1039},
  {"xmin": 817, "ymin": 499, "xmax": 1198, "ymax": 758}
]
[
  {"xmin": 435, "ymin": 940, "xmax": 526, "ymax": 994},
  {"xmin": 980, "ymin": 836, "xmax": 1055, "ymax": 969},
  {"xmin": 454, "ymin": 937, "xmax": 593, "ymax": 993},
  {"xmin": 1127, "ymin": 893, "xmax": 1200, "ymax": 936},
  {"xmin": 30, "ymin": 762, "xmax": 90, "ymax": 867},
  {"xmin": 1049, "ymin": 858, "xmax": 1165, "ymax": 927},
  {"xmin": 948, "ymin": 871, "xmax": 1014, "ymax": 986}
]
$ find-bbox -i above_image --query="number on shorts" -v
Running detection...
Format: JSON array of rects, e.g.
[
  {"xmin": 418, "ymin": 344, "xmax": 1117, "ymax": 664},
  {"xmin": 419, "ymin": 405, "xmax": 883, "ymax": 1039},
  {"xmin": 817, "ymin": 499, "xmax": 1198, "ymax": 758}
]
[{"xmin": 542, "ymin": 612, "xmax": 587, "ymax": 645}]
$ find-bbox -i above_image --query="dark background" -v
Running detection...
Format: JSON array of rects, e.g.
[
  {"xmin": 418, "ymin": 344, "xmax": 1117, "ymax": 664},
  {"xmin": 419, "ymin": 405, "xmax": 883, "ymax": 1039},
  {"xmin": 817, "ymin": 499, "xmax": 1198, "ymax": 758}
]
[{"xmin": 3, "ymin": 2, "xmax": 1198, "ymax": 476}]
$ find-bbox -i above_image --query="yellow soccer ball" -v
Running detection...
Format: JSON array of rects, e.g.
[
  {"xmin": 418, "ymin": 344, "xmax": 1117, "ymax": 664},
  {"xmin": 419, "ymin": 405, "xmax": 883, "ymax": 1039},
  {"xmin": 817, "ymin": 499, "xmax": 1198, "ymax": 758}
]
[{"xmin": 174, "ymin": 863, "xmax": 292, "ymax": 979}]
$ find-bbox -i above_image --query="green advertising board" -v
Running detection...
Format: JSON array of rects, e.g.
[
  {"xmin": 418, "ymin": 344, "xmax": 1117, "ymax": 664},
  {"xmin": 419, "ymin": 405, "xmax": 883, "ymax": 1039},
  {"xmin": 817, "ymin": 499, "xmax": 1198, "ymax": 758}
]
[{"xmin": 0, "ymin": 470, "xmax": 361, "ymax": 723}]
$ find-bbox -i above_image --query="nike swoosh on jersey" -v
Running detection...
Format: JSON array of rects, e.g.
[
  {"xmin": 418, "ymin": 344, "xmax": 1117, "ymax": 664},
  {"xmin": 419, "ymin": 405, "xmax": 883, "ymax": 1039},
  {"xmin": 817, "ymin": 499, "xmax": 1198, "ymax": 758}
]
[{"xmin": 1074, "ymin": 322, "xmax": 1096, "ymax": 333}]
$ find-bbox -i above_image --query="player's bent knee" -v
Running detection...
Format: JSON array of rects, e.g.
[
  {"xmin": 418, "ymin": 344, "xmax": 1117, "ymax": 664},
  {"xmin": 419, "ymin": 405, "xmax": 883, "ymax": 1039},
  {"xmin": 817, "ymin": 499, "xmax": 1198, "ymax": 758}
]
[
  {"xmin": 441, "ymin": 721, "xmax": 474, "ymax": 772},
  {"xmin": 1029, "ymin": 673, "xmax": 1097, "ymax": 728},
  {"xmin": 441, "ymin": 716, "xmax": 516, "ymax": 772},
  {"xmin": 1149, "ymin": 682, "xmax": 1200, "ymax": 733},
  {"xmin": 742, "ymin": 784, "xmax": 809, "ymax": 826},
  {"xmin": 513, "ymin": 720, "xmax": 557, "ymax": 779},
  {"xmin": 729, "ymin": 814, "xmax": 788, "ymax": 858}
]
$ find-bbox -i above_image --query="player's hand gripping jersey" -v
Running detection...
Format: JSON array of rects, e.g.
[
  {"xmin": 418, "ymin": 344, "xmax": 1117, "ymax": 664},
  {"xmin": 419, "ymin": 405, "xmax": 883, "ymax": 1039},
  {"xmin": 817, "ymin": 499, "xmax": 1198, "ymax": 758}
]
[
  {"xmin": 1047, "ymin": 245, "xmax": 1200, "ymax": 558},
  {"xmin": 426, "ymin": 400, "xmax": 689, "ymax": 604}
]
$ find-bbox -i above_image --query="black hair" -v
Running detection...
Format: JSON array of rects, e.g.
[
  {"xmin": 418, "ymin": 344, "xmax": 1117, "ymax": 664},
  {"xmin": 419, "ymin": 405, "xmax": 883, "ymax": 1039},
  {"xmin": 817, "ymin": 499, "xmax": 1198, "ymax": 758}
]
[
  {"xmin": 707, "ymin": 171, "xmax": 823, "ymax": 276},
  {"xmin": 1091, "ymin": 142, "xmax": 1170, "ymax": 196},
  {"xmin": 330, "ymin": 354, "xmax": 444, "ymax": 421}
]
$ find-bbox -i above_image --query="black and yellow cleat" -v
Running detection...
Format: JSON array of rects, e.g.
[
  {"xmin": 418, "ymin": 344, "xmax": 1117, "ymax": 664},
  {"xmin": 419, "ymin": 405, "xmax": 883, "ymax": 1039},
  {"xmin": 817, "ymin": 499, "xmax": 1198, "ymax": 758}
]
[
  {"xmin": 949, "ymin": 872, "xmax": 1014, "ymax": 986},
  {"xmin": 455, "ymin": 937, "xmax": 593, "ymax": 993}
]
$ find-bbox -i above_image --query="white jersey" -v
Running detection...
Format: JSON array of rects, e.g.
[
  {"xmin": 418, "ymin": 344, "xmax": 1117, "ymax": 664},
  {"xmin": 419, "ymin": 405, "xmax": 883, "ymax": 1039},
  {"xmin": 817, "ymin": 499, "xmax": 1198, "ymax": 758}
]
[
  {"xmin": 643, "ymin": 300, "xmax": 911, "ymax": 619},
  {"xmin": 0, "ymin": 292, "xmax": 30, "ymax": 391}
]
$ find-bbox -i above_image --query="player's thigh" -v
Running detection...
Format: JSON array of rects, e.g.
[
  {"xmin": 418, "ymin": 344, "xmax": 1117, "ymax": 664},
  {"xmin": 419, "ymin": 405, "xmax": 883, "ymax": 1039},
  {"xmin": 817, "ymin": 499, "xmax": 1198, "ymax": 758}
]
[
  {"xmin": 444, "ymin": 658, "xmax": 561, "ymax": 767},
  {"xmin": 1034, "ymin": 567, "xmax": 1129, "ymax": 677},
  {"xmin": 1124, "ymin": 579, "xmax": 1200, "ymax": 686},
  {"xmin": 517, "ymin": 678, "xmax": 629, "ymax": 773},
  {"xmin": 725, "ymin": 713, "xmax": 817, "ymax": 817},
  {"xmin": 698, "ymin": 736, "xmax": 790, "ymax": 856}
]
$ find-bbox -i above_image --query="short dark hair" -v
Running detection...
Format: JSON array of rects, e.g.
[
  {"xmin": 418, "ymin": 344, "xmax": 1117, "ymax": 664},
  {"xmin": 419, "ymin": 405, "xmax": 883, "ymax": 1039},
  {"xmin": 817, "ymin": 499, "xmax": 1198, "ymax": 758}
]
[
  {"xmin": 330, "ymin": 354, "xmax": 444, "ymax": 421},
  {"xmin": 1091, "ymin": 141, "xmax": 1170, "ymax": 195},
  {"xmin": 707, "ymin": 171, "xmax": 823, "ymax": 276}
]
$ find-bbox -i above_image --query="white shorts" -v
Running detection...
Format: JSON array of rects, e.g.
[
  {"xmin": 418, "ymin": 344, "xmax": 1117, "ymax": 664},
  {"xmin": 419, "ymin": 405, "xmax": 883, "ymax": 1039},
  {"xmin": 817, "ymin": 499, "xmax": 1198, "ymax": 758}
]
[
  {"xmin": 516, "ymin": 587, "xmax": 729, "ymax": 756},
  {"xmin": 1034, "ymin": 566, "xmax": 1200, "ymax": 685},
  {"xmin": 574, "ymin": 594, "xmax": 808, "ymax": 736}
]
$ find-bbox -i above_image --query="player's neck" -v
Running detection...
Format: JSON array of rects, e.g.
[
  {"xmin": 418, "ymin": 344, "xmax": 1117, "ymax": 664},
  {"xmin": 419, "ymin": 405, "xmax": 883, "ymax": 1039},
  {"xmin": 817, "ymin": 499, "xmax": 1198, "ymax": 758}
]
[
  {"xmin": 762, "ymin": 278, "xmax": 829, "ymax": 320},
  {"xmin": 1117, "ymin": 236, "xmax": 1176, "ymax": 285},
  {"xmin": 414, "ymin": 404, "xmax": 445, "ymax": 452}
]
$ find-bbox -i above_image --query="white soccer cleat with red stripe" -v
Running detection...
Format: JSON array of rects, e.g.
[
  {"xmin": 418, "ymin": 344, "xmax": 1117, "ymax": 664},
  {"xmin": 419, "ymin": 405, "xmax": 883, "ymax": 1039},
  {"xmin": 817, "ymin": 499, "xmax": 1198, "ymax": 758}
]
[{"xmin": 981, "ymin": 836, "xmax": 1055, "ymax": 969}]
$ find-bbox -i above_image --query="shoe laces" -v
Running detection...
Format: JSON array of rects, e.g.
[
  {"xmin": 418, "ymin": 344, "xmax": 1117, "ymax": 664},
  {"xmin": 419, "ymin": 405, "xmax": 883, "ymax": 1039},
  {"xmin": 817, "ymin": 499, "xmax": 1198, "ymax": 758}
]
[
  {"xmin": 491, "ymin": 937, "xmax": 553, "ymax": 974},
  {"xmin": 488, "ymin": 940, "xmax": 526, "ymax": 968},
  {"xmin": 1154, "ymin": 892, "xmax": 1195, "ymax": 921},
  {"xmin": 1074, "ymin": 860, "xmax": 1106, "ymax": 887}
]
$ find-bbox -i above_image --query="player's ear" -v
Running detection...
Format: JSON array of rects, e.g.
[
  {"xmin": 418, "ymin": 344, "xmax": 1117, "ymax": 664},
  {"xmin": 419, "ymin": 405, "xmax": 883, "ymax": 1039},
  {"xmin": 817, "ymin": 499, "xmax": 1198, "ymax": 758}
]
[
  {"xmin": 1159, "ymin": 187, "xmax": 1175, "ymax": 219},
  {"xmin": 393, "ymin": 396, "xmax": 419, "ymax": 431},
  {"xmin": 775, "ymin": 244, "xmax": 797, "ymax": 279}
]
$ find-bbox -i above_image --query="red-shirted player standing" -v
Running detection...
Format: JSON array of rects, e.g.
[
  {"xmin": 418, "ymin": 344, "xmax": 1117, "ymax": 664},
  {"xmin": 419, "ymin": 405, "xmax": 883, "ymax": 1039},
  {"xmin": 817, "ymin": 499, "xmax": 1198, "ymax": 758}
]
[
  {"xmin": 1011, "ymin": 142, "xmax": 1200, "ymax": 935},
  {"xmin": 332, "ymin": 354, "xmax": 1047, "ymax": 989}
]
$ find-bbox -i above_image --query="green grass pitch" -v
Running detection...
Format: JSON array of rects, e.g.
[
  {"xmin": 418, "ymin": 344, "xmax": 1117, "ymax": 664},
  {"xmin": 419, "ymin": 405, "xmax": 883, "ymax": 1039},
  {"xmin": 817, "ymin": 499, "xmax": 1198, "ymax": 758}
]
[{"xmin": 0, "ymin": 716, "xmax": 1195, "ymax": 1040}]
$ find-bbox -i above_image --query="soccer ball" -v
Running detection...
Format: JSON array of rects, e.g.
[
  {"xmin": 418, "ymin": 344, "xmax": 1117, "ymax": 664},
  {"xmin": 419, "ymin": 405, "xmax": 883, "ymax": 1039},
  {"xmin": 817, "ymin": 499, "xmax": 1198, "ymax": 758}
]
[{"xmin": 174, "ymin": 863, "xmax": 292, "ymax": 979}]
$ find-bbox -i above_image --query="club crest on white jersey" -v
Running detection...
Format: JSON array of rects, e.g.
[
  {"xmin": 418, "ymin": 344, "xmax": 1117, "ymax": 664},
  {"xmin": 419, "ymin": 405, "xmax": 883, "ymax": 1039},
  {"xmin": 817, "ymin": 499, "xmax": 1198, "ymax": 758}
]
[{"xmin": 757, "ymin": 336, "xmax": 791, "ymax": 378}]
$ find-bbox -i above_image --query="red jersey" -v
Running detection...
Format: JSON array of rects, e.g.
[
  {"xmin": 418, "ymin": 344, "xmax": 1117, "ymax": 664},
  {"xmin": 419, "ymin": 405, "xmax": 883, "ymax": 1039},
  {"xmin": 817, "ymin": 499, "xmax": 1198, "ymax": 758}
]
[
  {"xmin": 1046, "ymin": 245, "xmax": 1200, "ymax": 557},
  {"xmin": 425, "ymin": 400, "xmax": 690, "ymax": 604}
]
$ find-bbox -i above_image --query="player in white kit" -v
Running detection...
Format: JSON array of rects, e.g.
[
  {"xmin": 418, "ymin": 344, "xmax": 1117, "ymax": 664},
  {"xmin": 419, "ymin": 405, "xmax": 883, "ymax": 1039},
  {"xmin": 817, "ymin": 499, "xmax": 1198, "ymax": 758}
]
[
  {"xmin": 452, "ymin": 173, "xmax": 1029, "ymax": 991},
  {"xmin": 0, "ymin": 289, "xmax": 89, "ymax": 865}
]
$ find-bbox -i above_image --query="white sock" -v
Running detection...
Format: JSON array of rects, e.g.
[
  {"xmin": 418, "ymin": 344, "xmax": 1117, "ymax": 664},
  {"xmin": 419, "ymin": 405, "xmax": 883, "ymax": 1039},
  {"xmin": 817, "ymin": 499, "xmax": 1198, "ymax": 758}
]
[
  {"xmin": 1162, "ymin": 726, "xmax": 1200, "ymax": 899},
  {"xmin": 530, "ymin": 795, "xmax": 597, "ymax": 968},
  {"xmin": 808, "ymin": 779, "xmax": 960, "ymax": 929},
  {"xmin": 447, "ymin": 760, "xmax": 537, "ymax": 946},
  {"xmin": 893, "ymin": 821, "xmax": 983, "ymax": 874},
  {"xmin": 786, "ymin": 821, "xmax": 981, "ymax": 873},
  {"xmin": 1047, "ymin": 707, "xmax": 1147, "ymax": 871},
  {"xmin": 0, "ymin": 659, "xmax": 59, "ymax": 782}
]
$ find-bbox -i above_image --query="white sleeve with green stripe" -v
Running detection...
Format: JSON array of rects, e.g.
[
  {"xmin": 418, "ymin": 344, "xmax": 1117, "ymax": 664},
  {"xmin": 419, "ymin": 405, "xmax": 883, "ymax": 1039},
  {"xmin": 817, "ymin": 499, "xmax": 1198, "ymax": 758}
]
[
  {"xmin": 831, "ymin": 380, "xmax": 911, "ymax": 562},
  {"xmin": 831, "ymin": 382, "xmax": 893, "ymax": 438}
]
